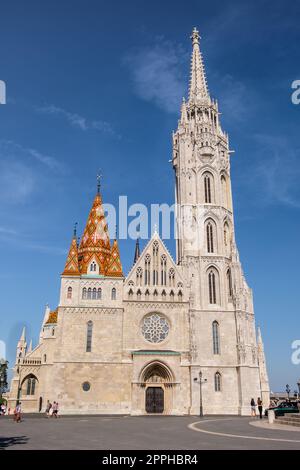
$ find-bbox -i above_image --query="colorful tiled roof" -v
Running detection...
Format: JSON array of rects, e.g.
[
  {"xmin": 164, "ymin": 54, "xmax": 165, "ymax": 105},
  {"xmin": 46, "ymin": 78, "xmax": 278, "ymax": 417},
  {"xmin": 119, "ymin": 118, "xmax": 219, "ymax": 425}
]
[
  {"xmin": 62, "ymin": 236, "xmax": 80, "ymax": 275},
  {"xmin": 106, "ymin": 238, "xmax": 123, "ymax": 277},
  {"xmin": 45, "ymin": 309, "xmax": 58, "ymax": 324}
]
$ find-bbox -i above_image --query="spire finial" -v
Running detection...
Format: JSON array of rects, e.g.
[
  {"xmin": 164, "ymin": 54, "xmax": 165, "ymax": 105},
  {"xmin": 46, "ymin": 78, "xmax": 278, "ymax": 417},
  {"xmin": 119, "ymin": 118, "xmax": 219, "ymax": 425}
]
[
  {"xmin": 191, "ymin": 27, "xmax": 200, "ymax": 45},
  {"xmin": 73, "ymin": 222, "xmax": 78, "ymax": 238},
  {"xmin": 97, "ymin": 172, "xmax": 102, "ymax": 194},
  {"xmin": 188, "ymin": 26, "xmax": 209, "ymax": 103},
  {"xmin": 115, "ymin": 224, "xmax": 118, "ymax": 240}
]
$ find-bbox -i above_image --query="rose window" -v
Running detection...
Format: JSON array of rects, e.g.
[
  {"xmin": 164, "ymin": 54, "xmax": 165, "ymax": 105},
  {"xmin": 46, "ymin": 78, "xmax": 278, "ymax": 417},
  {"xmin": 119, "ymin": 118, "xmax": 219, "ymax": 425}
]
[{"xmin": 141, "ymin": 313, "xmax": 169, "ymax": 343}]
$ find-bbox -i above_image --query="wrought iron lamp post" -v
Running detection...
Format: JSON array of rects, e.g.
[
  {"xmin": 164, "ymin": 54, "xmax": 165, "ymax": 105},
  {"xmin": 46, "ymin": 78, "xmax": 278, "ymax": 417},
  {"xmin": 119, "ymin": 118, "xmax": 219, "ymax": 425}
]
[{"xmin": 194, "ymin": 370, "xmax": 207, "ymax": 417}]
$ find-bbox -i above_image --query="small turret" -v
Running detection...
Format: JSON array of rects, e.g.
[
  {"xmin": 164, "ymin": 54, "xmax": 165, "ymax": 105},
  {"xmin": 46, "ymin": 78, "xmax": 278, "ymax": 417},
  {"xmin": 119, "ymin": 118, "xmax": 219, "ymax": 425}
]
[{"xmin": 15, "ymin": 327, "xmax": 27, "ymax": 364}]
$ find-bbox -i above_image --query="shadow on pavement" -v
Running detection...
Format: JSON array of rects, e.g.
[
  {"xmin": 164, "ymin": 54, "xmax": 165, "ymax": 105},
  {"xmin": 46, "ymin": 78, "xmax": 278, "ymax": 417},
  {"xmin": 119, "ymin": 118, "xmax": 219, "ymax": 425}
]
[{"xmin": 0, "ymin": 436, "xmax": 29, "ymax": 449}]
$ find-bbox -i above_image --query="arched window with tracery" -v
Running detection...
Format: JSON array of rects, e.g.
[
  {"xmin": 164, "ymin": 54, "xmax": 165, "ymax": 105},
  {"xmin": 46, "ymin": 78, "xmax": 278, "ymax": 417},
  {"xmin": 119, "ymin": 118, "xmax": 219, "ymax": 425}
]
[
  {"xmin": 82, "ymin": 288, "xmax": 87, "ymax": 300},
  {"xmin": 203, "ymin": 172, "xmax": 214, "ymax": 204},
  {"xmin": 153, "ymin": 241, "xmax": 159, "ymax": 286},
  {"xmin": 212, "ymin": 321, "xmax": 220, "ymax": 354},
  {"xmin": 111, "ymin": 287, "xmax": 116, "ymax": 300},
  {"xmin": 214, "ymin": 372, "xmax": 222, "ymax": 392},
  {"xmin": 169, "ymin": 268, "xmax": 175, "ymax": 287},
  {"xmin": 208, "ymin": 268, "xmax": 219, "ymax": 304},
  {"xmin": 25, "ymin": 375, "xmax": 37, "ymax": 396},
  {"xmin": 87, "ymin": 288, "xmax": 92, "ymax": 300},
  {"xmin": 67, "ymin": 286, "xmax": 72, "ymax": 299},
  {"xmin": 92, "ymin": 287, "xmax": 97, "ymax": 300},
  {"xmin": 227, "ymin": 268, "xmax": 233, "ymax": 299},
  {"xmin": 145, "ymin": 254, "xmax": 151, "ymax": 286},
  {"xmin": 206, "ymin": 219, "xmax": 216, "ymax": 253},
  {"xmin": 86, "ymin": 321, "xmax": 93, "ymax": 352},
  {"xmin": 97, "ymin": 288, "xmax": 102, "ymax": 300},
  {"xmin": 136, "ymin": 267, "xmax": 143, "ymax": 287},
  {"xmin": 161, "ymin": 255, "xmax": 167, "ymax": 286}
]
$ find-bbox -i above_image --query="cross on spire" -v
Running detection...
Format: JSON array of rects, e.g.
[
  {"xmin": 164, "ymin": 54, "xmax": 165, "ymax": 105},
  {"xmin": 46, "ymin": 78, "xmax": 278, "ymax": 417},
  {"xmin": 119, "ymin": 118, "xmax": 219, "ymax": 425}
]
[{"xmin": 97, "ymin": 172, "xmax": 102, "ymax": 194}]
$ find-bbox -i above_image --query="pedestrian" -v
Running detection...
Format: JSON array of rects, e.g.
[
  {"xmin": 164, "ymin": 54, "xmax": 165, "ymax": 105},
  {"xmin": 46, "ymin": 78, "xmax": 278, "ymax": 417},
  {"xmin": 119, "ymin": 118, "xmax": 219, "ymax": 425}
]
[
  {"xmin": 52, "ymin": 401, "xmax": 58, "ymax": 418},
  {"xmin": 257, "ymin": 397, "xmax": 263, "ymax": 419},
  {"xmin": 250, "ymin": 398, "xmax": 256, "ymax": 417},
  {"xmin": 45, "ymin": 400, "xmax": 52, "ymax": 418},
  {"xmin": 15, "ymin": 402, "xmax": 22, "ymax": 423}
]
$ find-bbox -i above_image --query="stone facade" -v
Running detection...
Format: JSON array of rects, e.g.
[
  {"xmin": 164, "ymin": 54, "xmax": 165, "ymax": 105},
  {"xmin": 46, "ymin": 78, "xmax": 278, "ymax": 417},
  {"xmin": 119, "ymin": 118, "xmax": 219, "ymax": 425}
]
[{"xmin": 8, "ymin": 28, "xmax": 270, "ymax": 415}]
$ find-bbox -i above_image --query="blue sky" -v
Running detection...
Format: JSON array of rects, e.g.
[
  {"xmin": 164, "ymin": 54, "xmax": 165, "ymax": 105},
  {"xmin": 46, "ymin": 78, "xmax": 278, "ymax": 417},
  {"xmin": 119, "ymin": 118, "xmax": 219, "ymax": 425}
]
[{"xmin": 1, "ymin": 0, "xmax": 300, "ymax": 392}]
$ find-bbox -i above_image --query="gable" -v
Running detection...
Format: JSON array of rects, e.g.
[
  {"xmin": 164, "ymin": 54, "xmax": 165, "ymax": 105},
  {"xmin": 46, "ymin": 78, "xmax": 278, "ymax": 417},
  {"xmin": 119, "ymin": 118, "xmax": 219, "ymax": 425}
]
[{"xmin": 125, "ymin": 233, "xmax": 186, "ymax": 293}]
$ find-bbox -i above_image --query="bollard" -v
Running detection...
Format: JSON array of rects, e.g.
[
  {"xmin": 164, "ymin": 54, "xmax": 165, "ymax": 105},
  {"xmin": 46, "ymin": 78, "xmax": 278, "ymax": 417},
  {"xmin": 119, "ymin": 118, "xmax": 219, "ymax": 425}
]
[{"xmin": 268, "ymin": 409, "xmax": 275, "ymax": 424}]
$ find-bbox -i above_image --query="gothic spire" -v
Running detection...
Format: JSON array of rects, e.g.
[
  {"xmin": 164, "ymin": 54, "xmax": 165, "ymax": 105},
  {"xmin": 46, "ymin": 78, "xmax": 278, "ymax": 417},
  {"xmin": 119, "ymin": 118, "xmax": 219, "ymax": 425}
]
[
  {"xmin": 133, "ymin": 237, "xmax": 140, "ymax": 264},
  {"xmin": 106, "ymin": 229, "xmax": 123, "ymax": 277},
  {"xmin": 188, "ymin": 27, "xmax": 209, "ymax": 104},
  {"xmin": 19, "ymin": 326, "xmax": 26, "ymax": 343}
]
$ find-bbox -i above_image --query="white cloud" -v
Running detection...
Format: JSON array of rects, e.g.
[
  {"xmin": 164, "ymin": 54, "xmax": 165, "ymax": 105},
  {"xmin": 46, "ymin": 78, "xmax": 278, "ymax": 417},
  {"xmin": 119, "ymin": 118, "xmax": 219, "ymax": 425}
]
[
  {"xmin": 0, "ymin": 140, "xmax": 61, "ymax": 171},
  {"xmin": 37, "ymin": 104, "xmax": 118, "ymax": 137},
  {"xmin": 124, "ymin": 38, "xmax": 188, "ymax": 114}
]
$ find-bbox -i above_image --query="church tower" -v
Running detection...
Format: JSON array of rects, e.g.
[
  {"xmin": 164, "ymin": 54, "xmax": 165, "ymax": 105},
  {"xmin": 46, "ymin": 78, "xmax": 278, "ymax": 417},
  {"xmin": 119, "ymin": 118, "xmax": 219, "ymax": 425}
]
[{"xmin": 173, "ymin": 28, "xmax": 270, "ymax": 414}]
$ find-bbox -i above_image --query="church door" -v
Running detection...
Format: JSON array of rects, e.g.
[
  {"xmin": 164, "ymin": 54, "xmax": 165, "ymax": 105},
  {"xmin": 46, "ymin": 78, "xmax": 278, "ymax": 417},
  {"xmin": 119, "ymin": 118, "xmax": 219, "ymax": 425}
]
[{"xmin": 145, "ymin": 387, "xmax": 164, "ymax": 414}]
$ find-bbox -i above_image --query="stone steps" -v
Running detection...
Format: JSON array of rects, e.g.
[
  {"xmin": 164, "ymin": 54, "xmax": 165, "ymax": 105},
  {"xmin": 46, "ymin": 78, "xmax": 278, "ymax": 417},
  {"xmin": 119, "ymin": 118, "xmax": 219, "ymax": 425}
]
[{"xmin": 276, "ymin": 413, "xmax": 300, "ymax": 427}]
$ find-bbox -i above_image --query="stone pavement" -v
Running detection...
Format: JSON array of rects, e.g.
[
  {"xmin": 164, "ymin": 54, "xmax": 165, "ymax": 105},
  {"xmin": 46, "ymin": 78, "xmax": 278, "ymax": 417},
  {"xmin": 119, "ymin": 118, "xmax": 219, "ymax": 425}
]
[{"xmin": 0, "ymin": 415, "xmax": 300, "ymax": 450}]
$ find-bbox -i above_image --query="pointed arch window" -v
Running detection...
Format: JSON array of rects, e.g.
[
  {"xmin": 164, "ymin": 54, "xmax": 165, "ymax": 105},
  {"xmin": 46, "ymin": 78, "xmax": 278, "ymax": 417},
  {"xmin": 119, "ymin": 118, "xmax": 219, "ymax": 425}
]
[
  {"xmin": 153, "ymin": 242, "xmax": 159, "ymax": 286},
  {"xmin": 153, "ymin": 289, "xmax": 158, "ymax": 299},
  {"xmin": 86, "ymin": 321, "xmax": 93, "ymax": 352},
  {"xmin": 128, "ymin": 289, "xmax": 133, "ymax": 300},
  {"xmin": 227, "ymin": 268, "xmax": 233, "ymax": 299},
  {"xmin": 208, "ymin": 268, "xmax": 218, "ymax": 304},
  {"xmin": 161, "ymin": 290, "xmax": 166, "ymax": 301},
  {"xmin": 137, "ymin": 289, "xmax": 141, "ymax": 300},
  {"xmin": 170, "ymin": 290, "xmax": 174, "ymax": 302},
  {"xmin": 92, "ymin": 287, "xmax": 97, "ymax": 300},
  {"xmin": 145, "ymin": 254, "xmax": 151, "ymax": 286},
  {"xmin": 87, "ymin": 288, "xmax": 92, "ymax": 300},
  {"xmin": 212, "ymin": 321, "xmax": 220, "ymax": 355},
  {"xmin": 214, "ymin": 372, "xmax": 221, "ymax": 392},
  {"xmin": 206, "ymin": 221, "xmax": 215, "ymax": 253},
  {"xmin": 215, "ymin": 372, "xmax": 222, "ymax": 392},
  {"xmin": 111, "ymin": 287, "xmax": 116, "ymax": 300},
  {"xmin": 161, "ymin": 255, "xmax": 167, "ymax": 286},
  {"xmin": 97, "ymin": 288, "xmax": 102, "ymax": 300},
  {"xmin": 204, "ymin": 173, "xmax": 212, "ymax": 203},
  {"xmin": 136, "ymin": 267, "xmax": 143, "ymax": 287},
  {"xmin": 169, "ymin": 268, "xmax": 175, "ymax": 287},
  {"xmin": 67, "ymin": 286, "xmax": 72, "ymax": 299},
  {"xmin": 178, "ymin": 290, "xmax": 183, "ymax": 302},
  {"xmin": 221, "ymin": 175, "xmax": 228, "ymax": 208},
  {"xmin": 145, "ymin": 289, "xmax": 150, "ymax": 300},
  {"xmin": 90, "ymin": 261, "xmax": 97, "ymax": 272},
  {"xmin": 82, "ymin": 288, "xmax": 87, "ymax": 300},
  {"xmin": 25, "ymin": 375, "xmax": 37, "ymax": 396}
]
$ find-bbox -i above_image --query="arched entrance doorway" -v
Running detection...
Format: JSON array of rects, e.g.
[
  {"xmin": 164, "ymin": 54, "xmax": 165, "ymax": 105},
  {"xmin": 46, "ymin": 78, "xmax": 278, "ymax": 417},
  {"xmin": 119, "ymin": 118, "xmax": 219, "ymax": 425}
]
[{"xmin": 140, "ymin": 361, "xmax": 174, "ymax": 414}]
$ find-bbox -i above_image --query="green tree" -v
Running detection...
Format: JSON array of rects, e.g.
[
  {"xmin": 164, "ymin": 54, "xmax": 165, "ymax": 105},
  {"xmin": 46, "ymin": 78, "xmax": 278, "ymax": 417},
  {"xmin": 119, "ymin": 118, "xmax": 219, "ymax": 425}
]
[{"xmin": 0, "ymin": 359, "xmax": 8, "ymax": 397}]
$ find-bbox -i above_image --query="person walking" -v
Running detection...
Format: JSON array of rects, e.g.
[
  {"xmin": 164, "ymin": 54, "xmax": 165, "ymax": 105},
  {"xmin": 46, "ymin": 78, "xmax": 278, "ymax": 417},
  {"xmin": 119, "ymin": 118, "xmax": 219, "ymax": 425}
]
[
  {"xmin": 250, "ymin": 398, "xmax": 256, "ymax": 417},
  {"xmin": 52, "ymin": 401, "xmax": 58, "ymax": 418},
  {"xmin": 15, "ymin": 403, "xmax": 22, "ymax": 423},
  {"xmin": 45, "ymin": 400, "xmax": 52, "ymax": 418},
  {"xmin": 257, "ymin": 397, "xmax": 263, "ymax": 419}
]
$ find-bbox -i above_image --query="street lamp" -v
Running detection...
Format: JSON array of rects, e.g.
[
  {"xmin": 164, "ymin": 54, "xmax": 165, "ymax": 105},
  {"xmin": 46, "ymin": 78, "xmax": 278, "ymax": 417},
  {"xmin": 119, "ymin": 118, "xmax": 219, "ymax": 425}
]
[
  {"xmin": 286, "ymin": 384, "xmax": 291, "ymax": 400},
  {"xmin": 194, "ymin": 370, "xmax": 207, "ymax": 417}
]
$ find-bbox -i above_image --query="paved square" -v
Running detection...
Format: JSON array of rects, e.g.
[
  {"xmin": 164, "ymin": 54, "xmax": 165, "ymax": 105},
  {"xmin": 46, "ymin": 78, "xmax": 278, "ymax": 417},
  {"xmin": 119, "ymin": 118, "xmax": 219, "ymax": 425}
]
[{"xmin": 0, "ymin": 415, "xmax": 300, "ymax": 450}]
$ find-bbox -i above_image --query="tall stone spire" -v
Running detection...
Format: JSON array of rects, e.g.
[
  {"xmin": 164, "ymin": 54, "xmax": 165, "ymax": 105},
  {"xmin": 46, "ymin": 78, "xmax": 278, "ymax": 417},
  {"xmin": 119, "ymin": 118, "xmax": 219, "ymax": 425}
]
[
  {"xmin": 188, "ymin": 27, "xmax": 209, "ymax": 104},
  {"xmin": 257, "ymin": 327, "xmax": 270, "ymax": 405},
  {"xmin": 133, "ymin": 237, "xmax": 140, "ymax": 264}
]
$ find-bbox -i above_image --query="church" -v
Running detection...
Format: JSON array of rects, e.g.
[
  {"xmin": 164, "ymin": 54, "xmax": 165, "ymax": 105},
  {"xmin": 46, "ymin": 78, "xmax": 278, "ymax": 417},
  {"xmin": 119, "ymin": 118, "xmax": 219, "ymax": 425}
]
[{"xmin": 8, "ymin": 28, "xmax": 270, "ymax": 415}]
